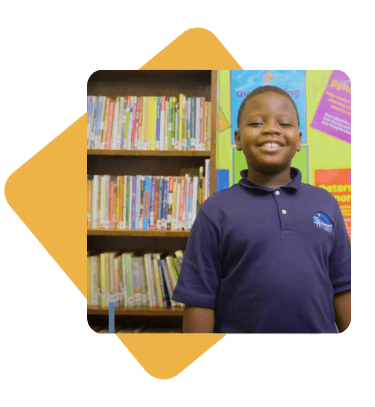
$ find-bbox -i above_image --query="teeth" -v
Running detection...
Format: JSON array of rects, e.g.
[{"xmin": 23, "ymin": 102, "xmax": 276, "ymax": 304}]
[{"xmin": 264, "ymin": 143, "xmax": 278, "ymax": 148}]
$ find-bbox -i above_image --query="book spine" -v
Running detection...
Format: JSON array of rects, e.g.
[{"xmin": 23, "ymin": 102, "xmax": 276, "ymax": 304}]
[
  {"xmin": 105, "ymin": 99, "xmax": 114, "ymax": 150},
  {"xmin": 143, "ymin": 97, "xmax": 148, "ymax": 150},
  {"xmin": 126, "ymin": 254, "xmax": 134, "ymax": 307},
  {"xmin": 153, "ymin": 177, "xmax": 159, "ymax": 230},
  {"xmin": 187, "ymin": 98, "xmax": 191, "ymax": 151},
  {"xmin": 160, "ymin": 96, "xmax": 165, "ymax": 151},
  {"xmin": 132, "ymin": 258, "xmax": 142, "ymax": 307},
  {"xmin": 106, "ymin": 175, "xmax": 111, "ymax": 229},
  {"xmin": 167, "ymin": 176, "xmax": 174, "ymax": 230},
  {"xmin": 191, "ymin": 98, "xmax": 196, "ymax": 150},
  {"xmin": 87, "ymin": 176, "xmax": 93, "ymax": 229},
  {"xmin": 171, "ymin": 177, "xmax": 178, "ymax": 231},
  {"xmin": 201, "ymin": 98, "xmax": 206, "ymax": 150},
  {"xmin": 156, "ymin": 177, "xmax": 163, "ymax": 230},
  {"xmin": 139, "ymin": 258, "xmax": 148, "ymax": 307},
  {"xmin": 121, "ymin": 255, "xmax": 127, "ymax": 306},
  {"xmin": 179, "ymin": 177, "xmax": 184, "ymax": 231},
  {"xmin": 162, "ymin": 177, "xmax": 168, "ymax": 230},
  {"xmin": 114, "ymin": 97, "xmax": 123, "ymax": 149},
  {"xmin": 163, "ymin": 97, "xmax": 168, "ymax": 150},
  {"xmin": 156, "ymin": 97, "xmax": 161, "ymax": 150},
  {"xmin": 160, "ymin": 259, "xmax": 177, "ymax": 307},
  {"xmin": 156, "ymin": 259, "xmax": 167, "ymax": 307},
  {"xmin": 100, "ymin": 97, "xmax": 108, "ymax": 149},
  {"xmin": 131, "ymin": 176, "xmax": 136, "ymax": 230},
  {"xmin": 145, "ymin": 255, "xmax": 157, "ymax": 307},
  {"xmin": 152, "ymin": 258, "xmax": 163, "ymax": 307},
  {"xmin": 141, "ymin": 97, "xmax": 146, "ymax": 150},
  {"xmin": 149, "ymin": 177, "xmax": 155, "ymax": 230},
  {"xmin": 143, "ymin": 176, "xmax": 150, "ymax": 230},
  {"xmin": 169, "ymin": 97, "xmax": 173, "ymax": 150},
  {"xmin": 188, "ymin": 177, "xmax": 193, "ymax": 230},
  {"xmin": 109, "ymin": 177, "xmax": 114, "ymax": 229},
  {"xmin": 165, "ymin": 256, "xmax": 177, "ymax": 291},
  {"xmin": 127, "ymin": 97, "xmax": 133, "ymax": 150},
  {"xmin": 140, "ymin": 175, "xmax": 145, "ymax": 230},
  {"xmin": 136, "ymin": 175, "xmax": 141, "ymax": 230},
  {"xmin": 150, "ymin": 97, "xmax": 156, "ymax": 151},
  {"xmin": 131, "ymin": 97, "xmax": 137, "ymax": 150}
]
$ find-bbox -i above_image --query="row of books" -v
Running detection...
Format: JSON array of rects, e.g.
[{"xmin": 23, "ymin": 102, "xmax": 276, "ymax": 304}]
[
  {"xmin": 87, "ymin": 250, "xmax": 185, "ymax": 309},
  {"xmin": 87, "ymin": 162, "xmax": 210, "ymax": 231},
  {"xmin": 87, "ymin": 94, "xmax": 212, "ymax": 151},
  {"xmin": 91, "ymin": 325, "xmax": 182, "ymax": 334}
]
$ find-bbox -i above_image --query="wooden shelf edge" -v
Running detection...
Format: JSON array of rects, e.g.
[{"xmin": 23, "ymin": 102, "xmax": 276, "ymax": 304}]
[
  {"xmin": 88, "ymin": 306, "xmax": 184, "ymax": 316},
  {"xmin": 87, "ymin": 230, "xmax": 190, "ymax": 237},
  {"xmin": 87, "ymin": 149, "xmax": 211, "ymax": 157}
]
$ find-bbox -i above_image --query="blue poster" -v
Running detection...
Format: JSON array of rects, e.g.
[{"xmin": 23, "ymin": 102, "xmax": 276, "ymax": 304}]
[{"xmin": 230, "ymin": 70, "xmax": 306, "ymax": 144}]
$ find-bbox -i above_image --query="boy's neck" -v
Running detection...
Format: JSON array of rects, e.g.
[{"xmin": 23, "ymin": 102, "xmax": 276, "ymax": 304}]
[{"xmin": 246, "ymin": 166, "xmax": 292, "ymax": 189}]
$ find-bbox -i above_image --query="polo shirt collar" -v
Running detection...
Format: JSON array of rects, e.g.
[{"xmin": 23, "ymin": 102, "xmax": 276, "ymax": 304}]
[{"xmin": 239, "ymin": 167, "xmax": 302, "ymax": 192}]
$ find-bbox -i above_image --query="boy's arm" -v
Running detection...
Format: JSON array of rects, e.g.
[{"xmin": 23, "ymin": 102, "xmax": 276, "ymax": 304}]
[
  {"xmin": 333, "ymin": 290, "xmax": 351, "ymax": 333},
  {"xmin": 182, "ymin": 305, "xmax": 215, "ymax": 333}
]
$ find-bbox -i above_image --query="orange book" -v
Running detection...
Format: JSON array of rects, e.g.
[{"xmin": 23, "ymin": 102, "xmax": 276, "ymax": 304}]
[{"xmin": 109, "ymin": 177, "xmax": 114, "ymax": 229}]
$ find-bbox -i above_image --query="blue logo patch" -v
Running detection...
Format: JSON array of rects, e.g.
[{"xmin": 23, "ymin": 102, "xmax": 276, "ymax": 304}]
[{"xmin": 313, "ymin": 212, "xmax": 333, "ymax": 233}]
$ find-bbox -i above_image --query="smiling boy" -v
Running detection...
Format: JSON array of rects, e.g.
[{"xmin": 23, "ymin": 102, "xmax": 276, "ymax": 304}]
[{"xmin": 172, "ymin": 85, "xmax": 351, "ymax": 334}]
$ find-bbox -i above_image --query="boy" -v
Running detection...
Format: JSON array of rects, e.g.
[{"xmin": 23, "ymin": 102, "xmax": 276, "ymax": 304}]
[{"xmin": 172, "ymin": 85, "xmax": 351, "ymax": 334}]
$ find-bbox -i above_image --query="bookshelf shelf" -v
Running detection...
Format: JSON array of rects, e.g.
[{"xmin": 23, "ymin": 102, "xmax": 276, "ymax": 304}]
[
  {"xmin": 87, "ymin": 149, "xmax": 211, "ymax": 157},
  {"xmin": 87, "ymin": 230, "xmax": 190, "ymax": 237},
  {"xmin": 87, "ymin": 70, "xmax": 217, "ymax": 332},
  {"xmin": 88, "ymin": 305, "xmax": 184, "ymax": 317}
]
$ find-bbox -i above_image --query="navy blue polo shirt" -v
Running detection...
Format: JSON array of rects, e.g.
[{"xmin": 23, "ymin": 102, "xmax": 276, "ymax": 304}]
[{"xmin": 172, "ymin": 167, "xmax": 351, "ymax": 333}]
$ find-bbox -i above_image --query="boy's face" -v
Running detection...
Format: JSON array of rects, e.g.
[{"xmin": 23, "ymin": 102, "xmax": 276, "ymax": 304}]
[{"xmin": 235, "ymin": 92, "xmax": 302, "ymax": 174}]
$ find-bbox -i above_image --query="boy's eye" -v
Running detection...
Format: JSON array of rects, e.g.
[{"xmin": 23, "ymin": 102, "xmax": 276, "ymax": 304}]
[
  {"xmin": 248, "ymin": 122, "xmax": 263, "ymax": 126},
  {"xmin": 280, "ymin": 123, "xmax": 292, "ymax": 127}
]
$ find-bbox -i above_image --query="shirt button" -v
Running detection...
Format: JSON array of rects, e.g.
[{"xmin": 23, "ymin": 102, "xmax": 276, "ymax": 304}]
[
  {"xmin": 282, "ymin": 209, "xmax": 287, "ymax": 215},
  {"xmin": 275, "ymin": 191, "xmax": 280, "ymax": 195}
]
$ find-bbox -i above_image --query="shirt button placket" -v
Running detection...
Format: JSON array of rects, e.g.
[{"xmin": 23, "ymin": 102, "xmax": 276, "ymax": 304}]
[{"xmin": 274, "ymin": 190, "xmax": 292, "ymax": 235}]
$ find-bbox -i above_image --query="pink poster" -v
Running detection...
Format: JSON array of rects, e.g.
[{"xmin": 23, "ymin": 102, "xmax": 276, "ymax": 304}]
[{"xmin": 310, "ymin": 71, "xmax": 351, "ymax": 143}]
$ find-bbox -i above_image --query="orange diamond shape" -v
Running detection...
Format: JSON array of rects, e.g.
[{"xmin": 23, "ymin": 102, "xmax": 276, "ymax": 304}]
[{"xmin": 5, "ymin": 27, "xmax": 242, "ymax": 379}]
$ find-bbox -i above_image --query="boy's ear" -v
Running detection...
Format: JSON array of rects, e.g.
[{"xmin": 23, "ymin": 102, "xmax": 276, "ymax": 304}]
[
  {"xmin": 235, "ymin": 130, "xmax": 242, "ymax": 151},
  {"xmin": 297, "ymin": 131, "xmax": 302, "ymax": 152}
]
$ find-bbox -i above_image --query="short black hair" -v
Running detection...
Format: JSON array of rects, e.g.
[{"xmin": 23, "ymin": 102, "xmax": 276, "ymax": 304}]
[{"xmin": 237, "ymin": 85, "xmax": 300, "ymax": 129}]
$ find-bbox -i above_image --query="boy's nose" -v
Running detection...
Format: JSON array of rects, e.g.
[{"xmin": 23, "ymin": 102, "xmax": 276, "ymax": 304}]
[{"xmin": 262, "ymin": 123, "xmax": 280, "ymax": 134}]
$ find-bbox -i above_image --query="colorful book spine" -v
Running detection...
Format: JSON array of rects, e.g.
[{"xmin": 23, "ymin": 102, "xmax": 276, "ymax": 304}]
[
  {"xmin": 125, "ymin": 253, "xmax": 134, "ymax": 307},
  {"xmin": 191, "ymin": 97, "xmax": 196, "ymax": 150},
  {"xmin": 150, "ymin": 97, "xmax": 157, "ymax": 150},
  {"xmin": 136, "ymin": 175, "xmax": 142, "ymax": 230},
  {"xmin": 138, "ymin": 257, "xmax": 148, "ymax": 306},
  {"xmin": 132, "ymin": 258, "xmax": 142, "ymax": 307},
  {"xmin": 131, "ymin": 176, "xmax": 136, "ymax": 230},
  {"xmin": 149, "ymin": 177, "xmax": 155, "ymax": 230},
  {"xmin": 171, "ymin": 177, "xmax": 177, "ymax": 231},
  {"xmin": 162, "ymin": 177, "xmax": 169, "ymax": 230},
  {"xmin": 127, "ymin": 97, "xmax": 134, "ymax": 150},
  {"xmin": 167, "ymin": 176, "xmax": 174, "ymax": 230},
  {"xmin": 157, "ymin": 177, "xmax": 163, "ymax": 230},
  {"xmin": 156, "ymin": 97, "xmax": 161, "ymax": 150},
  {"xmin": 131, "ymin": 96, "xmax": 138, "ymax": 150},
  {"xmin": 143, "ymin": 176, "xmax": 150, "ymax": 230},
  {"xmin": 144, "ymin": 97, "xmax": 148, "ymax": 151}
]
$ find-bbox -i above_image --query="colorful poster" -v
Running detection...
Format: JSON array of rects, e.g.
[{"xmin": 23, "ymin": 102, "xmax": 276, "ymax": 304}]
[
  {"xmin": 230, "ymin": 70, "xmax": 307, "ymax": 144},
  {"xmin": 314, "ymin": 169, "xmax": 351, "ymax": 240},
  {"xmin": 310, "ymin": 70, "xmax": 351, "ymax": 143}
]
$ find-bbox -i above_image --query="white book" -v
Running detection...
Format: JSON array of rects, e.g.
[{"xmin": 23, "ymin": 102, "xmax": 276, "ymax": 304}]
[
  {"xmin": 128, "ymin": 176, "xmax": 133, "ymax": 230},
  {"xmin": 100, "ymin": 175, "xmax": 106, "ymax": 229},
  {"xmin": 121, "ymin": 254, "xmax": 128, "ymax": 307},
  {"xmin": 183, "ymin": 174, "xmax": 189, "ymax": 230},
  {"xmin": 92, "ymin": 175, "xmax": 99, "ymax": 229}
]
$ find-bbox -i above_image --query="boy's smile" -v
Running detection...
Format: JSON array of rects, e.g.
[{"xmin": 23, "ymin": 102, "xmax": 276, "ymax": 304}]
[{"xmin": 235, "ymin": 91, "xmax": 302, "ymax": 182}]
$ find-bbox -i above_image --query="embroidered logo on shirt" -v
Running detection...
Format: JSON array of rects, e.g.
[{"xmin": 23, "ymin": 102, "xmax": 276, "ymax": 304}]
[{"xmin": 313, "ymin": 212, "xmax": 333, "ymax": 233}]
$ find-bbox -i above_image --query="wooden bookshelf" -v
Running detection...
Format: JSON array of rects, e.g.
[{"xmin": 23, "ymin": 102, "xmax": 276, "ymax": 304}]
[
  {"xmin": 88, "ymin": 306, "xmax": 184, "ymax": 316},
  {"xmin": 87, "ymin": 70, "xmax": 217, "ymax": 332}
]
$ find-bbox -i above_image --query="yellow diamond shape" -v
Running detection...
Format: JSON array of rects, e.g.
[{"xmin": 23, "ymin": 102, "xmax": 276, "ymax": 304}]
[{"xmin": 5, "ymin": 27, "xmax": 242, "ymax": 379}]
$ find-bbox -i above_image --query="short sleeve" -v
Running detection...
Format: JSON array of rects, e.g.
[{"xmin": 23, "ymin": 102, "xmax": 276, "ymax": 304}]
[
  {"xmin": 329, "ymin": 200, "xmax": 351, "ymax": 294},
  {"xmin": 172, "ymin": 208, "xmax": 222, "ymax": 308}
]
